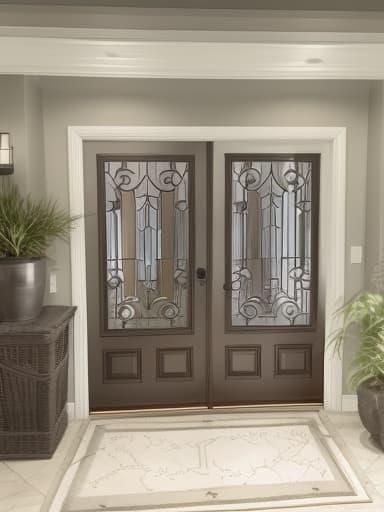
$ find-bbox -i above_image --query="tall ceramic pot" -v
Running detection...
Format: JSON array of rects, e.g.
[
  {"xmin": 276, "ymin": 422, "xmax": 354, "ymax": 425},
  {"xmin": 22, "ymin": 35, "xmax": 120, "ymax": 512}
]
[
  {"xmin": 357, "ymin": 379, "xmax": 384, "ymax": 450},
  {"xmin": 0, "ymin": 258, "xmax": 46, "ymax": 322}
]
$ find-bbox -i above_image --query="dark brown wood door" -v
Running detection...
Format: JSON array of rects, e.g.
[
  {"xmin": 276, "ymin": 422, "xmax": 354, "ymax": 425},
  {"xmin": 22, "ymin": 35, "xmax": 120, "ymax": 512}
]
[
  {"xmin": 84, "ymin": 141, "xmax": 209, "ymax": 411},
  {"xmin": 85, "ymin": 143, "xmax": 323, "ymax": 411},
  {"xmin": 211, "ymin": 150, "xmax": 323, "ymax": 405}
]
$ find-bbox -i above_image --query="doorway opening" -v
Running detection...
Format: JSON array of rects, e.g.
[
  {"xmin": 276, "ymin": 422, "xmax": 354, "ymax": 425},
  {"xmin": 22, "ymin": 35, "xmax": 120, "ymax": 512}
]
[{"xmin": 67, "ymin": 126, "xmax": 346, "ymax": 418}]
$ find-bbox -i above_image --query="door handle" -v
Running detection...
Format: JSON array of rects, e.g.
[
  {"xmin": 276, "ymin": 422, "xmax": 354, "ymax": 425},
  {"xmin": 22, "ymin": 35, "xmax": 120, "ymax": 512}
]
[{"xmin": 223, "ymin": 282, "xmax": 232, "ymax": 291}]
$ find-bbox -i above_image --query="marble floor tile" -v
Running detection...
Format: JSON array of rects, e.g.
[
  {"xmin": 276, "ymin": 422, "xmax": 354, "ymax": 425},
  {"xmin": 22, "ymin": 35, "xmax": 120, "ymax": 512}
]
[
  {"xmin": 0, "ymin": 419, "xmax": 86, "ymax": 512},
  {"xmin": 5, "ymin": 421, "xmax": 84, "ymax": 497},
  {"xmin": 0, "ymin": 462, "xmax": 43, "ymax": 512}
]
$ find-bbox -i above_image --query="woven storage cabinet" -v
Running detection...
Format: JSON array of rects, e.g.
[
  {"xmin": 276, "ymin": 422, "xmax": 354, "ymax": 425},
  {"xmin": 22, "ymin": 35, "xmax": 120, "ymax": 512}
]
[{"xmin": 0, "ymin": 306, "xmax": 76, "ymax": 459}]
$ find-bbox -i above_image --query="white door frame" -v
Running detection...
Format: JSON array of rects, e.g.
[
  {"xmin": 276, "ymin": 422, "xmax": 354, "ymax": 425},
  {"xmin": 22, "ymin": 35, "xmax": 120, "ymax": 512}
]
[{"xmin": 68, "ymin": 125, "xmax": 346, "ymax": 419}]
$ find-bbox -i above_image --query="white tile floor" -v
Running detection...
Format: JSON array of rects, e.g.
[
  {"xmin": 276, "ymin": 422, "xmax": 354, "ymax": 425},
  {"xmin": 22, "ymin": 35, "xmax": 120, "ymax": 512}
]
[
  {"xmin": 0, "ymin": 411, "xmax": 383, "ymax": 512},
  {"xmin": 327, "ymin": 412, "xmax": 384, "ymax": 500},
  {"xmin": 0, "ymin": 420, "xmax": 86, "ymax": 512}
]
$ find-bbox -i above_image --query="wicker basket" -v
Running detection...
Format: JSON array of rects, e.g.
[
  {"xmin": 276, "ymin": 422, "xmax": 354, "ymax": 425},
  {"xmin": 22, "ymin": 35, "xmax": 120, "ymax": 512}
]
[{"xmin": 0, "ymin": 306, "xmax": 76, "ymax": 459}]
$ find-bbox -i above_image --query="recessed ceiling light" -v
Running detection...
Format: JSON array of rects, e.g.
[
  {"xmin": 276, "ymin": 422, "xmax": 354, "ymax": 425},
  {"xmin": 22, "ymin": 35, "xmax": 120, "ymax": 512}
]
[
  {"xmin": 305, "ymin": 58, "xmax": 323, "ymax": 65},
  {"xmin": 105, "ymin": 51, "xmax": 120, "ymax": 58}
]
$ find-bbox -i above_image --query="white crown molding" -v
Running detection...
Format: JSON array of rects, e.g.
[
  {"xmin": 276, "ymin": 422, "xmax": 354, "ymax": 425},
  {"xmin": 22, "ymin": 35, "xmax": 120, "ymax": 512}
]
[
  {"xmin": 67, "ymin": 125, "xmax": 346, "ymax": 419},
  {"xmin": 3, "ymin": 27, "xmax": 384, "ymax": 44},
  {"xmin": 1, "ymin": 29, "xmax": 384, "ymax": 78}
]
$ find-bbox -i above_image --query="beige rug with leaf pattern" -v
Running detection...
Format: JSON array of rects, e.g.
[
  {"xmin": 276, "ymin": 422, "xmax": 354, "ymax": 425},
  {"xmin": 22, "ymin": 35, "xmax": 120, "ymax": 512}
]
[{"xmin": 51, "ymin": 411, "xmax": 370, "ymax": 512}]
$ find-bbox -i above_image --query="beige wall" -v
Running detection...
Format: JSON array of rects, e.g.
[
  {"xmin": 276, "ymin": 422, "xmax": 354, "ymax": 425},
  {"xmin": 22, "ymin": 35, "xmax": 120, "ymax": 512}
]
[
  {"xmin": 0, "ymin": 76, "xmax": 45, "ymax": 196},
  {"xmin": 0, "ymin": 76, "xmax": 372, "ymax": 399},
  {"xmin": 365, "ymin": 82, "xmax": 384, "ymax": 288},
  {"xmin": 0, "ymin": 76, "xmax": 25, "ymax": 189},
  {"xmin": 23, "ymin": 77, "xmax": 46, "ymax": 200}
]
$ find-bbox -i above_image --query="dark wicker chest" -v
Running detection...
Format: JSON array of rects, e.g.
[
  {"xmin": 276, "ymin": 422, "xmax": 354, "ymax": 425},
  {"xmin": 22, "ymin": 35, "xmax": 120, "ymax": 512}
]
[{"xmin": 0, "ymin": 306, "xmax": 76, "ymax": 459}]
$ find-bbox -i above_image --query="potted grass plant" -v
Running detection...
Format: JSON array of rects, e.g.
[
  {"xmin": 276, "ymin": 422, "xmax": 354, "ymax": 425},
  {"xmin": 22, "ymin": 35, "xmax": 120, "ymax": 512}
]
[
  {"xmin": 0, "ymin": 184, "xmax": 75, "ymax": 321},
  {"xmin": 330, "ymin": 286, "xmax": 384, "ymax": 449}
]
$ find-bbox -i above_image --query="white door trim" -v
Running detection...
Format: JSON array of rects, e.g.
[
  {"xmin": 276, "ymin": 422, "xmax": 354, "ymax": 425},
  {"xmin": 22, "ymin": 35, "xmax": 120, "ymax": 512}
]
[{"xmin": 68, "ymin": 125, "xmax": 346, "ymax": 419}]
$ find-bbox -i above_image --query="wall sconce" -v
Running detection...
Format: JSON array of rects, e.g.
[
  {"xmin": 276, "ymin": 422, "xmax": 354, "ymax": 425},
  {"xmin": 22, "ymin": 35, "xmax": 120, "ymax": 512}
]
[{"xmin": 0, "ymin": 133, "xmax": 14, "ymax": 175}]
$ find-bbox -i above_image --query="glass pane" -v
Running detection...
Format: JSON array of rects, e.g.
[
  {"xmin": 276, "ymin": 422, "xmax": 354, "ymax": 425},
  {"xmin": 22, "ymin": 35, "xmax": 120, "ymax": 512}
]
[
  {"xmin": 229, "ymin": 159, "xmax": 314, "ymax": 327},
  {"xmin": 103, "ymin": 159, "xmax": 191, "ymax": 330}
]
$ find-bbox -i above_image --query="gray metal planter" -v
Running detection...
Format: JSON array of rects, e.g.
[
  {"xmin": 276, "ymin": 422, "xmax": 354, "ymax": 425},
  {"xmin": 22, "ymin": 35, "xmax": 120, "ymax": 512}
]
[
  {"xmin": 357, "ymin": 379, "xmax": 384, "ymax": 450},
  {"xmin": 0, "ymin": 258, "xmax": 46, "ymax": 322}
]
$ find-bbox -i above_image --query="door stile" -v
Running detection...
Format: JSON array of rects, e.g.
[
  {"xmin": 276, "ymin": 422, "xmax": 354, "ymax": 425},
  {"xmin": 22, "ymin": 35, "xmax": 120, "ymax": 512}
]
[{"xmin": 206, "ymin": 142, "xmax": 214, "ymax": 409}]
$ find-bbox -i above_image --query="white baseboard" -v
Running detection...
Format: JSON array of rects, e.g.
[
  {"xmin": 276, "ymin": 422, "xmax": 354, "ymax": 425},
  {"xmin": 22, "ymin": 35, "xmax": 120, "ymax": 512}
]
[
  {"xmin": 66, "ymin": 402, "xmax": 75, "ymax": 420},
  {"xmin": 342, "ymin": 394, "xmax": 358, "ymax": 412}
]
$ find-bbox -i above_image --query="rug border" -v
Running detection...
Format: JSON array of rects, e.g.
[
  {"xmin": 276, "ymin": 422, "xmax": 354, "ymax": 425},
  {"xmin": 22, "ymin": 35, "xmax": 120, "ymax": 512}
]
[{"xmin": 56, "ymin": 413, "xmax": 371, "ymax": 512}]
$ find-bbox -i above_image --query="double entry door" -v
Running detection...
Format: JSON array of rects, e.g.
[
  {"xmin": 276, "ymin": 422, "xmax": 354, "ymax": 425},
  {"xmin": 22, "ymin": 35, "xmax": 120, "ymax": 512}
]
[{"xmin": 84, "ymin": 141, "xmax": 323, "ymax": 412}]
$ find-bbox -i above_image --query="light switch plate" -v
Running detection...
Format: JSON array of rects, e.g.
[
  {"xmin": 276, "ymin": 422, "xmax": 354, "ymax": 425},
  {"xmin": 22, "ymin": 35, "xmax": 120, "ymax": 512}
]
[
  {"xmin": 350, "ymin": 246, "xmax": 362, "ymax": 264},
  {"xmin": 49, "ymin": 272, "xmax": 57, "ymax": 293}
]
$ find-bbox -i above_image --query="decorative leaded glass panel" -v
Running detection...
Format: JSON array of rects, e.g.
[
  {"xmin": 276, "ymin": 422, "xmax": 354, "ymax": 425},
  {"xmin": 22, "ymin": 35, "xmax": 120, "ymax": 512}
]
[
  {"xmin": 227, "ymin": 157, "xmax": 316, "ymax": 328},
  {"xmin": 102, "ymin": 158, "xmax": 192, "ymax": 330}
]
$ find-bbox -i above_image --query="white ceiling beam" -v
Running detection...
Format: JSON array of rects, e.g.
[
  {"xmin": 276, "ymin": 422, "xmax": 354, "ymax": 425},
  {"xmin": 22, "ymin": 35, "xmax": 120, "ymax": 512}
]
[{"xmin": 1, "ymin": 33, "xmax": 384, "ymax": 79}]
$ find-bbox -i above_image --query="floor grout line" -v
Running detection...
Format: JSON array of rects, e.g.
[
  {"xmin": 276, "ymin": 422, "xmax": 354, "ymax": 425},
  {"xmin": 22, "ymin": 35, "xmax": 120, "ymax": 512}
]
[{"xmin": 2, "ymin": 460, "xmax": 45, "ymax": 498}]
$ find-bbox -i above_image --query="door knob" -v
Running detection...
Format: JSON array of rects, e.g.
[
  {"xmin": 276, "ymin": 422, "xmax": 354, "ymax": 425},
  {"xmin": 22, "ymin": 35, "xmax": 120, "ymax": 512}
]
[
  {"xmin": 196, "ymin": 267, "xmax": 207, "ymax": 280},
  {"xmin": 223, "ymin": 282, "xmax": 232, "ymax": 291}
]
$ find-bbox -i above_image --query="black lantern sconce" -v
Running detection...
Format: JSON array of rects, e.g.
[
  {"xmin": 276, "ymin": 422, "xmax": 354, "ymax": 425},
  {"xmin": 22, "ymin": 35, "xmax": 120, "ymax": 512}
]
[{"xmin": 0, "ymin": 133, "xmax": 14, "ymax": 175}]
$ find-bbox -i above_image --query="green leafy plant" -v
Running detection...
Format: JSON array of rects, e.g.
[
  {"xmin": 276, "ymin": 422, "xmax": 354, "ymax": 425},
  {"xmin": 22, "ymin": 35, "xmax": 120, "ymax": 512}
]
[
  {"xmin": 0, "ymin": 184, "xmax": 75, "ymax": 258},
  {"xmin": 329, "ymin": 291, "xmax": 384, "ymax": 388}
]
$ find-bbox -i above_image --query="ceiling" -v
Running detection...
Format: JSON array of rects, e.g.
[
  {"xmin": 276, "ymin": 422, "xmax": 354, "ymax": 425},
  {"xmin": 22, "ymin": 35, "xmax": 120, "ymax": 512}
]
[{"xmin": 2, "ymin": 0, "xmax": 384, "ymax": 11}]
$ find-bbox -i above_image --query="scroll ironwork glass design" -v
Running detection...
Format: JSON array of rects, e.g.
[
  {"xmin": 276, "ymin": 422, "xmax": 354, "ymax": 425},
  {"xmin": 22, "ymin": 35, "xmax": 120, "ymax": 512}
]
[
  {"xmin": 104, "ymin": 159, "xmax": 191, "ymax": 330},
  {"xmin": 229, "ymin": 159, "xmax": 313, "ymax": 327}
]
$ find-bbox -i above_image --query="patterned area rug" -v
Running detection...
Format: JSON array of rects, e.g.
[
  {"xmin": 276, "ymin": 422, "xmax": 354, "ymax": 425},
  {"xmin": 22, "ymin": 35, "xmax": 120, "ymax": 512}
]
[{"xmin": 53, "ymin": 412, "xmax": 370, "ymax": 512}]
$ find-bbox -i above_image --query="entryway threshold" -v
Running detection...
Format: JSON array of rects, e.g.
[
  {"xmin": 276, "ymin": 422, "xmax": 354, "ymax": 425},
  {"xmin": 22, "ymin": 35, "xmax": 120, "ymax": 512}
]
[{"xmin": 89, "ymin": 402, "xmax": 323, "ymax": 419}]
